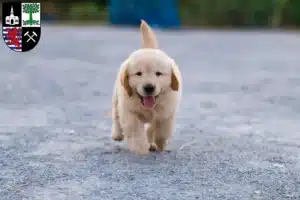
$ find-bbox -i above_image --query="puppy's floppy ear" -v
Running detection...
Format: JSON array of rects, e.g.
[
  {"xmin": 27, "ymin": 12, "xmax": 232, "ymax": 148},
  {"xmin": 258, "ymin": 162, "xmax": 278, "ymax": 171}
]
[
  {"xmin": 140, "ymin": 20, "xmax": 158, "ymax": 49},
  {"xmin": 170, "ymin": 59, "xmax": 181, "ymax": 91},
  {"xmin": 120, "ymin": 65, "xmax": 133, "ymax": 97},
  {"xmin": 171, "ymin": 69, "xmax": 179, "ymax": 91}
]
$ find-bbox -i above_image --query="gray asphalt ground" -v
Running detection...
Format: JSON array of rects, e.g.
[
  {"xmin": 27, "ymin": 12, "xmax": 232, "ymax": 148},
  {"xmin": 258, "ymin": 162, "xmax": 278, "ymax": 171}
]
[{"xmin": 0, "ymin": 26, "xmax": 300, "ymax": 200}]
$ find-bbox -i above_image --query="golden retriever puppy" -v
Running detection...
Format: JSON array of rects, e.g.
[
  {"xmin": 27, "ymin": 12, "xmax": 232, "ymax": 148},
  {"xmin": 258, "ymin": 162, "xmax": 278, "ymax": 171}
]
[{"xmin": 111, "ymin": 20, "xmax": 182, "ymax": 155}]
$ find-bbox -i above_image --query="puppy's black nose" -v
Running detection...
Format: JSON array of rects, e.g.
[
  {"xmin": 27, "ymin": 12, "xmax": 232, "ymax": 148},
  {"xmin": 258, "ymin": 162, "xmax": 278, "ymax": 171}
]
[{"xmin": 143, "ymin": 84, "xmax": 155, "ymax": 95}]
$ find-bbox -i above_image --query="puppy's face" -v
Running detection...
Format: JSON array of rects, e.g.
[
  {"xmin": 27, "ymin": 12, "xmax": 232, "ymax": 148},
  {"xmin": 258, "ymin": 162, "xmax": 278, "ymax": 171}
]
[{"xmin": 122, "ymin": 50, "xmax": 179, "ymax": 109}]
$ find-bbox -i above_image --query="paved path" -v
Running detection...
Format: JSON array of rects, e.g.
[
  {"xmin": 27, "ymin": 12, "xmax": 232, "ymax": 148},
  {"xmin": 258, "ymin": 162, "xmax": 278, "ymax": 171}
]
[{"xmin": 0, "ymin": 26, "xmax": 299, "ymax": 200}]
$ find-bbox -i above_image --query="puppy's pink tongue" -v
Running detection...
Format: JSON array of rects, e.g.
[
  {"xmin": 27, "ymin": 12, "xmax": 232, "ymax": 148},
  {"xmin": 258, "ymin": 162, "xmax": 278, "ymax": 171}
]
[{"xmin": 142, "ymin": 96, "xmax": 155, "ymax": 109}]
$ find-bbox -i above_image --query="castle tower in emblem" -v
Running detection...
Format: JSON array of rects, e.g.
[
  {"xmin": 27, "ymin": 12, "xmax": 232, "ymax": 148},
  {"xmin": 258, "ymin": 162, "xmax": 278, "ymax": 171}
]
[{"xmin": 5, "ymin": 6, "xmax": 19, "ymax": 25}]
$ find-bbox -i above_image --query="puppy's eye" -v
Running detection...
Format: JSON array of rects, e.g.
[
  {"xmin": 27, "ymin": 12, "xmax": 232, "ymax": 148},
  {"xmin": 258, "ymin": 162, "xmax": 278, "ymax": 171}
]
[
  {"xmin": 135, "ymin": 72, "xmax": 142, "ymax": 76},
  {"xmin": 156, "ymin": 72, "xmax": 163, "ymax": 76}
]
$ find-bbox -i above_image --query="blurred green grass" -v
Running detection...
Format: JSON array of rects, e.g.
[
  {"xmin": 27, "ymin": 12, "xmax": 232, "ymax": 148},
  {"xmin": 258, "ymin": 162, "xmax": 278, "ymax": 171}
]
[
  {"xmin": 46, "ymin": 0, "xmax": 300, "ymax": 28},
  {"xmin": 179, "ymin": 0, "xmax": 300, "ymax": 28}
]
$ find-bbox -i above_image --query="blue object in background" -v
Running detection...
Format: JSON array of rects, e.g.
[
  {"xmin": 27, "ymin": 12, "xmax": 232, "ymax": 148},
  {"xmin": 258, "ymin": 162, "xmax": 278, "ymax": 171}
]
[
  {"xmin": 109, "ymin": 0, "xmax": 181, "ymax": 28},
  {"xmin": 42, "ymin": 13, "xmax": 57, "ymax": 23}
]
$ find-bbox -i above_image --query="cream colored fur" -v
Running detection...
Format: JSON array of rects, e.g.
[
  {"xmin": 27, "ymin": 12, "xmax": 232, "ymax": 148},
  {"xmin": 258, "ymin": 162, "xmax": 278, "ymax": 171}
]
[{"xmin": 111, "ymin": 20, "xmax": 182, "ymax": 155}]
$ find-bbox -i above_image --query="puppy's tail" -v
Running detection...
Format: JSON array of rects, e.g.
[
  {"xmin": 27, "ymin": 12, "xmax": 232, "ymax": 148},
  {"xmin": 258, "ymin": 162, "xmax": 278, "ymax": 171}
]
[{"xmin": 140, "ymin": 20, "xmax": 158, "ymax": 49}]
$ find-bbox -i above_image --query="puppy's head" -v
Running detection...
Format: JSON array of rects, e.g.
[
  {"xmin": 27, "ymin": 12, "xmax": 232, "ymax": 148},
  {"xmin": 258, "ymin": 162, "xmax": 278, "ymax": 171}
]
[{"xmin": 120, "ymin": 20, "xmax": 179, "ymax": 109}]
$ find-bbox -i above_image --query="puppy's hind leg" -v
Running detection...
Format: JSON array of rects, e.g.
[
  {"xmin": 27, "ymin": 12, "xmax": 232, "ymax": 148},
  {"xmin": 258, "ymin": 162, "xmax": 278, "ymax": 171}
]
[
  {"xmin": 153, "ymin": 117, "xmax": 175, "ymax": 152},
  {"xmin": 111, "ymin": 95, "xmax": 124, "ymax": 141}
]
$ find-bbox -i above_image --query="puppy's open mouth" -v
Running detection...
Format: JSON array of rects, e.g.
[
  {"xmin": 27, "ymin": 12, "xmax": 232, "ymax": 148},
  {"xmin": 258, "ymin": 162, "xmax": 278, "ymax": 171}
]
[{"xmin": 138, "ymin": 94, "xmax": 158, "ymax": 109}]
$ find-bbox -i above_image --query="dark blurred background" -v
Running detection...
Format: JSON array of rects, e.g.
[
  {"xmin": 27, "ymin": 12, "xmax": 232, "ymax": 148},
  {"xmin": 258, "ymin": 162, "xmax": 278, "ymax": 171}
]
[{"xmin": 1, "ymin": 0, "xmax": 299, "ymax": 29}]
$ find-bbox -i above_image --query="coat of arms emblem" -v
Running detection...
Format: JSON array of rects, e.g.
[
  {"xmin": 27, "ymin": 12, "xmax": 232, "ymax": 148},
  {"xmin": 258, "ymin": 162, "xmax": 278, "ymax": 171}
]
[{"xmin": 2, "ymin": 2, "xmax": 41, "ymax": 52}]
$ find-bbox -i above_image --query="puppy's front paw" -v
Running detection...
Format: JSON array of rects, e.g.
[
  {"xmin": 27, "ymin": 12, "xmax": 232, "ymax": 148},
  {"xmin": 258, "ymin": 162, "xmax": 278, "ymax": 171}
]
[
  {"xmin": 149, "ymin": 143, "xmax": 158, "ymax": 152},
  {"xmin": 135, "ymin": 147, "xmax": 149, "ymax": 156},
  {"xmin": 128, "ymin": 138, "xmax": 150, "ymax": 155},
  {"xmin": 112, "ymin": 131, "xmax": 124, "ymax": 142},
  {"xmin": 155, "ymin": 138, "xmax": 167, "ymax": 152},
  {"xmin": 112, "ymin": 134, "xmax": 124, "ymax": 141}
]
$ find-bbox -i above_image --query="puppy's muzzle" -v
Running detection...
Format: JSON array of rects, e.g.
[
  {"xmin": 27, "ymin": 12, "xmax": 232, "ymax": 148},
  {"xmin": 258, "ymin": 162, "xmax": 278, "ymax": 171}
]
[{"xmin": 143, "ymin": 83, "xmax": 156, "ymax": 96}]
